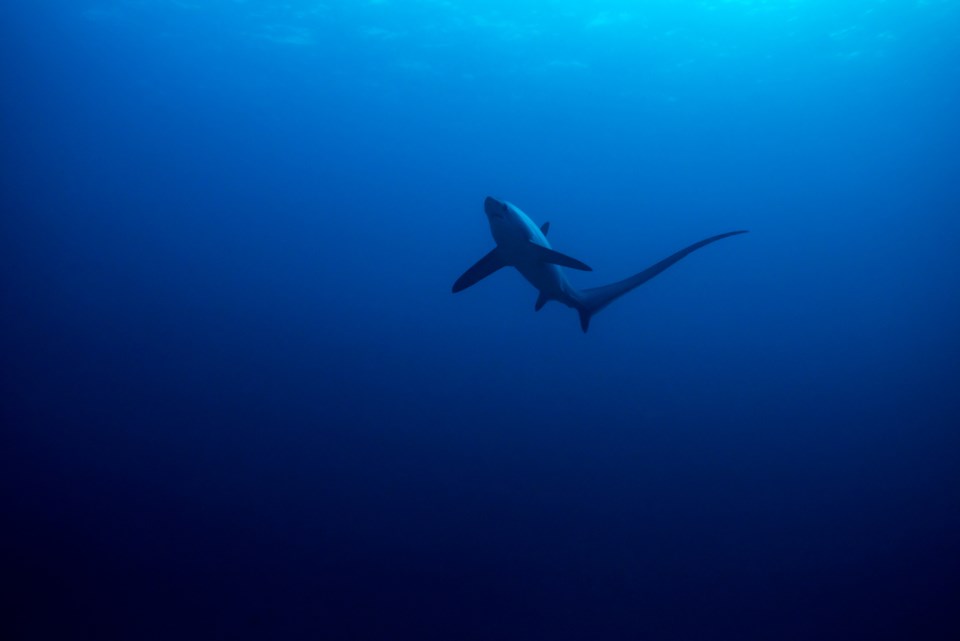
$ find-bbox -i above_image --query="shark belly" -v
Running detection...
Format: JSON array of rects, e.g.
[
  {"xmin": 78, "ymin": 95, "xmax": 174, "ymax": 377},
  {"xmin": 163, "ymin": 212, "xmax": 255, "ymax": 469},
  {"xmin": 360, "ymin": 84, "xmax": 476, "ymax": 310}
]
[{"xmin": 515, "ymin": 260, "xmax": 576, "ymax": 307}]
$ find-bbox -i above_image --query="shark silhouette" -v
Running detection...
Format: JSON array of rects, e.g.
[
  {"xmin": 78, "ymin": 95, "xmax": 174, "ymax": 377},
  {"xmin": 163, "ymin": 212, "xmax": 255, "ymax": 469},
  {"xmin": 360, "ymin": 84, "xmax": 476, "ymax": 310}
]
[{"xmin": 453, "ymin": 197, "xmax": 747, "ymax": 332}]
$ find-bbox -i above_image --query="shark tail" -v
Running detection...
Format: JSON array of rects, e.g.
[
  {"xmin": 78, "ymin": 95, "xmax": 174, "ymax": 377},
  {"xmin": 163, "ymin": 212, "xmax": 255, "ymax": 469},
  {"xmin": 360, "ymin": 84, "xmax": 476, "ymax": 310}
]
[{"xmin": 571, "ymin": 230, "xmax": 748, "ymax": 333}]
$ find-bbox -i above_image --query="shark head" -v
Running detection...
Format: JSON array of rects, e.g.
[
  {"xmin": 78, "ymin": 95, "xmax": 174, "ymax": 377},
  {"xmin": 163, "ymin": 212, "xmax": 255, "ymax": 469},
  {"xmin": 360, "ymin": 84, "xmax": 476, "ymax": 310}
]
[
  {"xmin": 484, "ymin": 196, "xmax": 522, "ymax": 243},
  {"xmin": 484, "ymin": 196, "xmax": 512, "ymax": 220}
]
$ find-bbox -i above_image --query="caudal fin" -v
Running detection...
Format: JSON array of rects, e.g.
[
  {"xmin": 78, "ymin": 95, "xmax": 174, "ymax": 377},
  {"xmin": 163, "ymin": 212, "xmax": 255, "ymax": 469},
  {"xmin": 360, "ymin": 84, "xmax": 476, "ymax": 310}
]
[{"xmin": 573, "ymin": 230, "xmax": 748, "ymax": 332}]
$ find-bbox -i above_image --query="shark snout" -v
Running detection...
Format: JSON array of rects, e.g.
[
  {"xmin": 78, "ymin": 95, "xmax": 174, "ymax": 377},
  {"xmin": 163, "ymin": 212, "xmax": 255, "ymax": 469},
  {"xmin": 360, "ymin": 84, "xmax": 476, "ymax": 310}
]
[{"xmin": 484, "ymin": 196, "xmax": 508, "ymax": 219}]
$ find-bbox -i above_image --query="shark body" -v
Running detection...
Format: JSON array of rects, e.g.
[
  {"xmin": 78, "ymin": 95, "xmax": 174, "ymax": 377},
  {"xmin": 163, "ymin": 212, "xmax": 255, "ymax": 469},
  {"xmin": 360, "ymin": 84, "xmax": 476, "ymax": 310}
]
[{"xmin": 452, "ymin": 196, "xmax": 747, "ymax": 332}]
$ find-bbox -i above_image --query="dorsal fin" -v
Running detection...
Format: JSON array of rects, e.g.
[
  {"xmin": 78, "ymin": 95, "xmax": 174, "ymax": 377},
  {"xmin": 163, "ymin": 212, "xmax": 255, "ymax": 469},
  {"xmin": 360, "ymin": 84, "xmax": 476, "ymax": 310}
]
[{"xmin": 540, "ymin": 221, "xmax": 550, "ymax": 236}]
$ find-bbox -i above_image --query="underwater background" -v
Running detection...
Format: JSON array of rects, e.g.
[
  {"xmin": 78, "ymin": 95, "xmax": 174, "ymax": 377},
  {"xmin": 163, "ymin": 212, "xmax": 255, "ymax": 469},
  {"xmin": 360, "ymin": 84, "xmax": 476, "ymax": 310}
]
[{"xmin": 3, "ymin": 1, "xmax": 959, "ymax": 639}]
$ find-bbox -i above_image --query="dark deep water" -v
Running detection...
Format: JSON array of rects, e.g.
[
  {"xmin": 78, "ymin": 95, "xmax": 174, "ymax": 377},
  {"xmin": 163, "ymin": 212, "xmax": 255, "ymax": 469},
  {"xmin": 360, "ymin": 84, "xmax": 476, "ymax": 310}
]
[{"xmin": 3, "ymin": 1, "xmax": 959, "ymax": 639}]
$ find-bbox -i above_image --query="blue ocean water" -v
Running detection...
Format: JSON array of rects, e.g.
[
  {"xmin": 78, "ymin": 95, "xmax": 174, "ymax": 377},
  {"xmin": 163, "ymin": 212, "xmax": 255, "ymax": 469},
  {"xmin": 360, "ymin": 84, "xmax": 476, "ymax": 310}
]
[{"xmin": 3, "ymin": 1, "xmax": 959, "ymax": 639}]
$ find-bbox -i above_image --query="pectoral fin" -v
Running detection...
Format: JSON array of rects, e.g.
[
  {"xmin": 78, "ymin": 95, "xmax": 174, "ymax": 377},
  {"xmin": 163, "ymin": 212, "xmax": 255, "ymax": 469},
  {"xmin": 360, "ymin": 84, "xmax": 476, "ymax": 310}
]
[
  {"xmin": 527, "ymin": 242, "xmax": 592, "ymax": 271},
  {"xmin": 534, "ymin": 292, "xmax": 549, "ymax": 311},
  {"xmin": 452, "ymin": 248, "xmax": 506, "ymax": 293}
]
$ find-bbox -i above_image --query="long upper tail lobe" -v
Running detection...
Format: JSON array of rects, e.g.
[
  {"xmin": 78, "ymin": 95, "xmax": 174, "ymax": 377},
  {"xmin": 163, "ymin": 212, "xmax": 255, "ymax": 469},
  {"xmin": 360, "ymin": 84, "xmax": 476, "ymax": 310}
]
[{"xmin": 573, "ymin": 230, "xmax": 748, "ymax": 332}]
